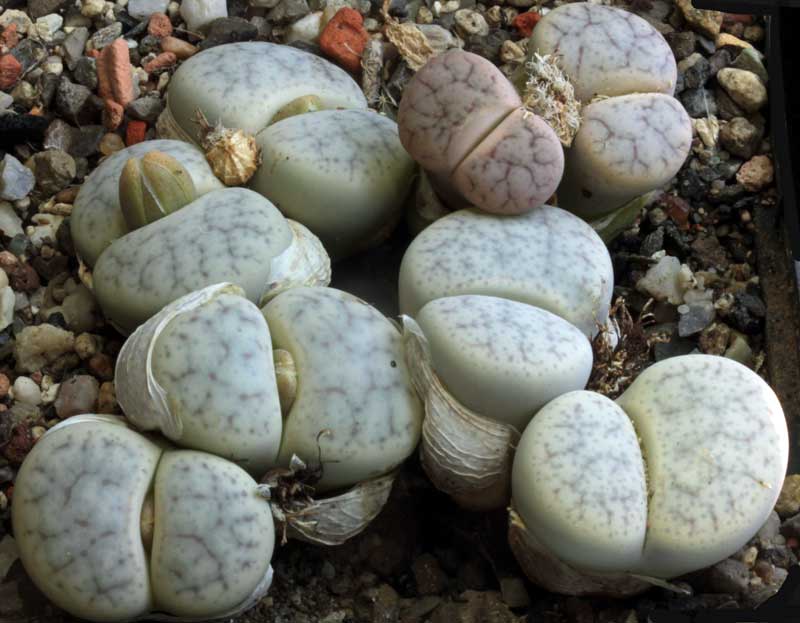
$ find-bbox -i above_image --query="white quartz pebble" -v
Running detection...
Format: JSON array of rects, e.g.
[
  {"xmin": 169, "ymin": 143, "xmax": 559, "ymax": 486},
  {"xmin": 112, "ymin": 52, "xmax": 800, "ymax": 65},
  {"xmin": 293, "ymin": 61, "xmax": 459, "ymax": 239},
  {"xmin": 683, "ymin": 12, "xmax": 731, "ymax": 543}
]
[{"xmin": 179, "ymin": 0, "xmax": 227, "ymax": 31}]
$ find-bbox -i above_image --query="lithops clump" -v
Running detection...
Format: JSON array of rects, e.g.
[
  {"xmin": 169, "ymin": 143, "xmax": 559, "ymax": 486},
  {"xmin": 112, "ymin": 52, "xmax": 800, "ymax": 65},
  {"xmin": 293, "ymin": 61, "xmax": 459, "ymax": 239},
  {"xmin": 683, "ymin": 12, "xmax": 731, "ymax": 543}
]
[
  {"xmin": 262, "ymin": 286, "xmax": 423, "ymax": 493},
  {"xmin": 92, "ymin": 187, "xmax": 330, "ymax": 333},
  {"xmin": 398, "ymin": 49, "xmax": 564, "ymax": 216},
  {"xmin": 399, "ymin": 205, "xmax": 614, "ymax": 337},
  {"xmin": 250, "ymin": 109, "xmax": 416, "ymax": 260},
  {"xmin": 518, "ymin": 2, "xmax": 691, "ymax": 220},
  {"xmin": 160, "ymin": 42, "xmax": 367, "ymax": 145},
  {"xmin": 71, "ymin": 139, "xmax": 223, "ymax": 267},
  {"xmin": 403, "ymin": 295, "xmax": 593, "ymax": 510},
  {"xmin": 115, "ymin": 284, "xmax": 283, "ymax": 476},
  {"xmin": 510, "ymin": 355, "xmax": 789, "ymax": 596},
  {"xmin": 12, "ymin": 415, "xmax": 275, "ymax": 622}
]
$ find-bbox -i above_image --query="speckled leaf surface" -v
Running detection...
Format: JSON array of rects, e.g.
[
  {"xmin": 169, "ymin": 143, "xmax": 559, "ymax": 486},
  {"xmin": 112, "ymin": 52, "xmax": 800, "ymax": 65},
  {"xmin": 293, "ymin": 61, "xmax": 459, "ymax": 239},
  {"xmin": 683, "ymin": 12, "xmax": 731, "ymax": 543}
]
[
  {"xmin": 11, "ymin": 418, "xmax": 162, "ymax": 622},
  {"xmin": 251, "ymin": 109, "xmax": 416, "ymax": 260},
  {"xmin": 513, "ymin": 391, "xmax": 648, "ymax": 573},
  {"xmin": 71, "ymin": 140, "xmax": 223, "ymax": 268},
  {"xmin": 558, "ymin": 93, "xmax": 692, "ymax": 218},
  {"xmin": 528, "ymin": 2, "xmax": 677, "ymax": 102},
  {"xmin": 167, "ymin": 42, "xmax": 367, "ymax": 142},
  {"xmin": 415, "ymin": 295, "xmax": 592, "ymax": 431},
  {"xmin": 150, "ymin": 450, "xmax": 275, "ymax": 618},
  {"xmin": 151, "ymin": 292, "xmax": 282, "ymax": 476},
  {"xmin": 262, "ymin": 287, "xmax": 422, "ymax": 492},
  {"xmin": 398, "ymin": 206, "xmax": 613, "ymax": 336},
  {"xmin": 93, "ymin": 187, "xmax": 292, "ymax": 333}
]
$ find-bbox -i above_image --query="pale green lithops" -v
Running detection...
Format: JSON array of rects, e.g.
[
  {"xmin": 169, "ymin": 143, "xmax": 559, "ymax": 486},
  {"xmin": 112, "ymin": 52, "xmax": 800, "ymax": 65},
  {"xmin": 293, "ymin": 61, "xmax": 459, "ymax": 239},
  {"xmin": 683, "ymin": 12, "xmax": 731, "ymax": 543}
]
[
  {"xmin": 510, "ymin": 355, "xmax": 789, "ymax": 596},
  {"xmin": 160, "ymin": 42, "xmax": 367, "ymax": 144},
  {"xmin": 12, "ymin": 416, "xmax": 275, "ymax": 622},
  {"xmin": 115, "ymin": 284, "xmax": 282, "ymax": 476},
  {"xmin": 403, "ymin": 295, "xmax": 593, "ymax": 510},
  {"xmin": 71, "ymin": 139, "xmax": 223, "ymax": 267},
  {"xmin": 250, "ymin": 109, "xmax": 416, "ymax": 259},
  {"xmin": 92, "ymin": 187, "xmax": 330, "ymax": 333},
  {"xmin": 399, "ymin": 206, "xmax": 614, "ymax": 337},
  {"xmin": 262, "ymin": 287, "xmax": 423, "ymax": 493}
]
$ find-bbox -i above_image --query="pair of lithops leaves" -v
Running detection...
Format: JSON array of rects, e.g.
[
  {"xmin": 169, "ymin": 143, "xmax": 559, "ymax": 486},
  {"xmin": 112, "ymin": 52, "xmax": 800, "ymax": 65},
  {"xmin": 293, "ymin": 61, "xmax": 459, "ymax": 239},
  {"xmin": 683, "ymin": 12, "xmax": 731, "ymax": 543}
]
[
  {"xmin": 112, "ymin": 282, "xmax": 422, "ymax": 543},
  {"xmin": 157, "ymin": 41, "xmax": 416, "ymax": 260},
  {"xmin": 398, "ymin": 2, "xmax": 692, "ymax": 226}
]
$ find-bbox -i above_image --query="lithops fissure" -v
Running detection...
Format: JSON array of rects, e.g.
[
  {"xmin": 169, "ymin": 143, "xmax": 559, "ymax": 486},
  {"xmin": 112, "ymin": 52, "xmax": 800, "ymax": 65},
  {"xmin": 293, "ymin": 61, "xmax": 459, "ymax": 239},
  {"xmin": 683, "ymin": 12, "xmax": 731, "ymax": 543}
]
[
  {"xmin": 164, "ymin": 42, "xmax": 367, "ymax": 144},
  {"xmin": 414, "ymin": 295, "xmax": 593, "ymax": 432},
  {"xmin": 557, "ymin": 93, "xmax": 692, "ymax": 219},
  {"xmin": 250, "ymin": 109, "xmax": 416, "ymax": 260},
  {"xmin": 398, "ymin": 49, "xmax": 563, "ymax": 215},
  {"xmin": 511, "ymin": 355, "xmax": 789, "ymax": 589},
  {"xmin": 262, "ymin": 287, "xmax": 423, "ymax": 492},
  {"xmin": 116, "ymin": 284, "xmax": 283, "ymax": 476},
  {"xmin": 92, "ymin": 187, "xmax": 329, "ymax": 333},
  {"xmin": 525, "ymin": 2, "xmax": 677, "ymax": 102},
  {"xmin": 71, "ymin": 140, "xmax": 223, "ymax": 267},
  {"xmin": 12, "ymin": 416, "xmax": 275, "ymax": 622},
  {"xmin": 399, "ymin": 206, "xmax": 614, "ymax": 337}
]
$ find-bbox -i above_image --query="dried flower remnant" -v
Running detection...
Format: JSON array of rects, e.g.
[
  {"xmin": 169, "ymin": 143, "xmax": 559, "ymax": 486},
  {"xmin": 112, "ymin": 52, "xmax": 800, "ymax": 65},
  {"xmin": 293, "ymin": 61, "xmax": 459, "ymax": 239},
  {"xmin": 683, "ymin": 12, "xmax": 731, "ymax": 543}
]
[
  {"xmin": 193, "ymin": 109, "xmax": 261, "ymax": 186},
  {"xmin": 520, "ymin": 53, "xmax": 582, "ymax": 147}
]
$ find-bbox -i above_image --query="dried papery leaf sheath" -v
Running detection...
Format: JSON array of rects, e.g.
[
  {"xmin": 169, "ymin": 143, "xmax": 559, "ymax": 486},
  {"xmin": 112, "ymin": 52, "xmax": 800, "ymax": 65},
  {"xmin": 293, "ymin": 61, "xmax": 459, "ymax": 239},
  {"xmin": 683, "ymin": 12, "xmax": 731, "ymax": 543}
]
[{"xmin": 194, "ymin": 109, "xmax": 261, "ymax": 186}]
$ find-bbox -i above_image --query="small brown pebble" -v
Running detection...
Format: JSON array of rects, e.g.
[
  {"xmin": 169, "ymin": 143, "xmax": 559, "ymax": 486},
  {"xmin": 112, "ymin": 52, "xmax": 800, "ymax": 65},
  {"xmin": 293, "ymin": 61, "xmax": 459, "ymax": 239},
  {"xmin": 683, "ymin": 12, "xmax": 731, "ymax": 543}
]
[
  {"xmin": 143, "ymin": 51, "xmax": 177, "ymax": 74},
  {"xmin": 87, "ymin": 352, "xmax": 114, "ymax": 381},
  {"xmin": 9, "ymin": 263, "xmax": 40, "ymax": 292},
  {"xmin": 96, "ymin": 381, "xmax": 119, "ymax": 414},
  {"xmin": 99, "ymin": 132, "xmax": 125, "ymax": 155},
  {"xmin": 2, "ymin": 423, "xmax": 34, "ymax": 465},
  {"xmin": 74, "ymin": 333, "xmax": 99, "ymax": 360},
  {"xmin": 55, "ymin": 187, "xmax": 80, "ymax": 204},
  {"xmin": 0, "ymin": 251, "xmax": 18, "ymax": 271},
  {"xmin": 160, "ymin": 36, "xmax": 198, "ymax": 60},
  {"xmin": 103, "ymin": 99, "xmax": 125, "ymax": 131},
  {"xmin": 148, "ymin": 13, "xmax": 173, "ymax": 38},
  {"xmin": 776, "ymin": 475, "xmax": 800, "ymax": 517},
  {"xmin": 54, "ymin": 375, "xmax": 100, "ymax": 419},
  {"xmin": 0, "ymin": 373, "xmax": 10, "ymax": 398}
]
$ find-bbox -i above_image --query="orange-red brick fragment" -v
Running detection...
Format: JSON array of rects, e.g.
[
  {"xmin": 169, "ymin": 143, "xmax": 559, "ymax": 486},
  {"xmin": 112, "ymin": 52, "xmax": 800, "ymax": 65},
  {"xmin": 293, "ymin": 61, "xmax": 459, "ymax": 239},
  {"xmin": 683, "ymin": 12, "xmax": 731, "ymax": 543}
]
[
  {"xmin": 126, "ymin": 120, "xmax": 147, "ymax": 146},
  {"xmin": 96, "ymin": 39, "xmax": 135, "ymax": 108},
  {"xmin": 0, "ymin": 24, "xmax": 20, "ymax": 51},
  {"xmin": 143, "ymin": 51, "xmax": 176, "ymax": 74},
  {"xmin": 148, "ymin": 13, "xmax": 173, "ymax": 38},
  {"xmin": 319, "ymin": 8, "xmax": 368, "ymax": 74},
  {"xmin": 0, "ymin": 54, "xmax": 21, "ymax": 90},
  {"xmin": 103, "ymin": 99, "xmax": 124, "ymax": 130},
  {"xmin": 512, "ymin": 12, "xmax": 541, "ymax": 38}
]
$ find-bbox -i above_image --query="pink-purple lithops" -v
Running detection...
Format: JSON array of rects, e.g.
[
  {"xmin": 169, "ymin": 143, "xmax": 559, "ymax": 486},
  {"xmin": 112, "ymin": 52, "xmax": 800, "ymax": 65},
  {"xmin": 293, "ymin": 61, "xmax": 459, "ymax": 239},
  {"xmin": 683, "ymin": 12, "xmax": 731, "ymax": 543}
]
[{"xmin": 398, "ymin": 49, "xmax": 563, "ymax": 215}]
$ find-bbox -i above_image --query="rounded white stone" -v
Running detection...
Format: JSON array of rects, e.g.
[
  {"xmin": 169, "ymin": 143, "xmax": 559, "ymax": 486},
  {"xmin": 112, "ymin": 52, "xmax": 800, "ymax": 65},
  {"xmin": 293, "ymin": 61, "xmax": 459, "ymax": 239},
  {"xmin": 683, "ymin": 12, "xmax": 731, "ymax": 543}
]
[{"xmin": 11, "ymin": 376, "xmax": 42, "ymax": 405}]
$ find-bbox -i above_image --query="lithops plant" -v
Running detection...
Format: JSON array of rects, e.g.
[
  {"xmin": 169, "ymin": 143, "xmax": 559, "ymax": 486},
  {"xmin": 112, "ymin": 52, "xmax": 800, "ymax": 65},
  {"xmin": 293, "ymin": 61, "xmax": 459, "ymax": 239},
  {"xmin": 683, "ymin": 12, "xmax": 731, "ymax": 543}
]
[
  {"xmin": 12, "ymin": 415, "xmax": 275, "ymax": 621},
  {"xmin": 262, "ymin": 286, "xmax": 423, "ymax": 493},
  {"xmin": 510, "ymin": 355, "xmax": 789, "ymax": 596},
  {"xmin": 399, "ymin": 205, "xmax": 614, "ymax": 337},
  {"xmin": 398, "ymin": 49, "xmax": 564, "ymax": 216},
  {"xmin": 71, "ymin": 139, "xmax": 223, "ymax": 268},
  {"xmin": 403, "ymin": 295, "xmax": 593, "ymax": 509},
  {"xmin": 115, "ymin": 283, "xmax": 283, "ymax": 477},
  {"xmin": 518, "ymin": 2, "xmax": 691, "ymax": 219},
  {"xmin": 92, "ymin": 187, "xmax": 329, "ymax": 333},
  {"xmin": 250, "ymin": 109, "xmax": 416, "ymax": 260}
]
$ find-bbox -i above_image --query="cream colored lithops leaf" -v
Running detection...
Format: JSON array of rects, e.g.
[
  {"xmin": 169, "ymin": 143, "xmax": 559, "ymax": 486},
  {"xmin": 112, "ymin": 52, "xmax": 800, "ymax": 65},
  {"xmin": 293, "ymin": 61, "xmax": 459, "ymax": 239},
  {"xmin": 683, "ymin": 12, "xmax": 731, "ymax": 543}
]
[
  {"xmin": 71, "ymin": 140, "xmax": 223, "ymax": 268},
  {"xmin": 512, "ymin": 391, "xmax": 648, "ymax": 574},
  {"xmin": 262, "ymin": 287, "xmax": 423, "ymax": 492},
  {"xmin": 150, "ymin": 451, "xmax": 275, "ymax": 618},
  {"xmin": 527, "ymin": 2, "xmax": 677, "ymax": 102},
  {"xmin": 415, "ymin": 295, "xmax": 593, "ymax": 431},
  {"xmin": 166, "ymin": 42, "xmax": 367, "ymax": 144},
  {"xmin": 12, "ymin": 416, "xmax": 162, "ymax": 622},
  {"xmin": 558, "ymin": 93, "xmax": 692, "ymax": 219},
  {"xmin": 398, "ymin": 206, "xmax": 614, "ymax": 337},
  {"xmin": 93, "ymin": 187, "xmax": 293, "ymax": 333},
  {"xmin": 116, "ymin": 283, "xmax": 283, "ymax": 476},
  {"xmin": 250, "ymin": 109, "xmax": 416, "ymax": 260},
  {"xmin": 618, "ymin": 355, "xmax": 789, "ymax": 579}
]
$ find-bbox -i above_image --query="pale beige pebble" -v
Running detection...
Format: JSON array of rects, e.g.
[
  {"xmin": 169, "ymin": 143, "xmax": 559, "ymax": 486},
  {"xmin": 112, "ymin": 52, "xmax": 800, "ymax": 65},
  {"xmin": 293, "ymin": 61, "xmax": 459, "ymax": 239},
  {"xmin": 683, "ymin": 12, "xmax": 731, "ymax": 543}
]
[
  {"xmin": 40, "ymin": 378, "xmax": 59, "ymax": 404},
  {"xmin": 417, "ymin": 5, "xmax": 433, "ymax": 24},
  {"xmin": 31, "ymin": 425, "xmax": 46, "ymax": 440},
  {"xmin": 716, "ymin": 32, "xmax": 753, "ymax": 51},
  {"xmin": 0, "ymin": 373, "xmax": 9, "ymax": 398},
  {"xmin": 775, "ymin": 474, "xmax": 800, "ymax": 518},
  {"xmin": 500, "ymin": 39, "xmax": 525, "ymax": 64},
  {"xmin": 485, "ymin": 5, "xmax": 502, "ymax": 26},
  {"xmin": 736, "ymin": 155, "xmax": 773, "ymax": 191},
  {"xmin": 74, "ymin": 332, "xmax": 99, "ymax": 359},
  {"xmin": 13, "ymin": 324, "xmax": 75, "ymax": 373},
  {"xmin": 724, "ymin": 332, "xmax": 753, "ymax": 368},
  {"xmin": 675, "ymin": 0, "xmax": 722, "ymax": 38},
  {"xmin": 0, "ymin": 268, "xmax": 8, "ymax": 289},
  {"xmin": 717, "ymin": 68, "xmax": 767, "ymax": 113},
  {"xmin": 97, "ymin": 380, "xmax": 119, "ymax": 413},
  {"xmin": 80, "ymin": 0, "xmax": 105, "ymax": 17},
  {"xmin": 99, "ymin": 132, "xmax": 125, "ymax": 155},
  {"xmin": 744, "ymin": 25, "xmax": 765, "ymax": 43},
  {"xmin": 0, "ymin": 286, "xmax": 14, "ymax": 331},
  {"xmin": 454, "ymin": 9, "xmax": 489, "ymax": 37},
  {"xmin": 11, "ymin": 376, "xmax": 42, "ymax": 405}
]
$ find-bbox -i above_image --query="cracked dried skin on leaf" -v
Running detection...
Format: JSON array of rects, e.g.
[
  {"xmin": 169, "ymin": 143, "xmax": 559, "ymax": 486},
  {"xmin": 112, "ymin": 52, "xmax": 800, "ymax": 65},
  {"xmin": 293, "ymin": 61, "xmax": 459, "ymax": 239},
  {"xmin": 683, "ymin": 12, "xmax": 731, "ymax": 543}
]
[
  {"xmin": 618, "ymin": 355, "xmax": 789, "ymax": 579},
  {"xmin": 71, "ymin": 140, "xmax": 223, "ymax": 267},
  {"xmin": 512, "ymin": 391, "xmax": 648, "ymax": 573},
  {"xmin": 250, "ymin": 109, "xmax": 416, "ymax": 260},
  {"xmin": 150, "ymin": 451, "xmax": 275, "ymax": 618},
  {"xmin": 12, "ymin": 418, "xmax": 162, "ymax": 622},
  {"xmin": 557, "ymin": 94, "xmax": 692, "ymax": 219},
  {"xmin": 262, "ymin": 287, "xmax": 423, "ymax": 492},
  {"xmin": 398, "ymin": 206, "xmax": 614, "ymax": 337},
  {"xmin": 148, "ymin": 292, "xmax": 282, "ymax": 475},
  {"xmin": 528, "ymin": 2, "xmax": 677, "ymax": 102},
  {"xmin": 415, "ymin": 295, "xmax": 593, "ymax": 432},
  {"xmin": 166, "ymin": 42, "xmax": 367, "ymax": 143},
  {"xmin": 93, "ymin": 188, "xmax": 293, "ymax": 333}
]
